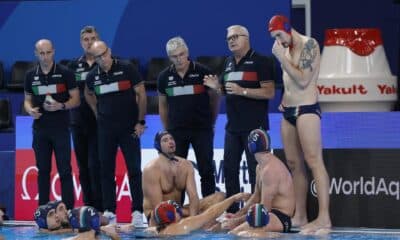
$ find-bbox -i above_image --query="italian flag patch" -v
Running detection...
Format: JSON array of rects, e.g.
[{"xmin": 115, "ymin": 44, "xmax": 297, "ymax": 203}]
[
  {"xmin": 165, "ymin": 84, "xmax": 205, "ymax": 96},
  {"xmin": 95, "ymin": 80, "xmax": 132, "ymax": 95},
  {"xmin": 32, "ymin": 84, "xmax": 66, "ymax": 95},
  {"xmin": 224, "ymin": 71, "xmax": 258, "ymax": 82}
]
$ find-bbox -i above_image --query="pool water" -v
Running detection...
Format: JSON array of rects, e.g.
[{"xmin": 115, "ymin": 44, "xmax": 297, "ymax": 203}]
[{"xmin": 1, "ymin": 224, "xmax": 400, "ymax": 239}]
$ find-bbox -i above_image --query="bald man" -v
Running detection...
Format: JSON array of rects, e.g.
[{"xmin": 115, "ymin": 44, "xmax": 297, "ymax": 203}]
[
  {"xmin": 24, "ymin": 39, "xmax": 80, "ymax": 210},
  {"xmin": 267, "ymin": 15, "xmax": 331, "ymax": 234},
  {"xmin": 85, "ymin": 41, "xmax": 147, "ymax": 227}
]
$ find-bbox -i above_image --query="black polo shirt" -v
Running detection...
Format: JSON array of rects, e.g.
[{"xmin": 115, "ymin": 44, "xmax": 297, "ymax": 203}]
[
  {"xmin": 68, "ymin": 56, "xmax": 97, "ymax": 126},
  {"xmin": 24, "ymin": 63, "xmax": 76, "ymax": 129},
  {"xmin": 157, "ymin": 61, "xmax": 213, "ymax": 130},
  {"xmin": 86, "ymin": 59, "xmax": 142, "ymax": 131},
  {"xmin": 220, "ymin": 49, "xmax": 274, "ymax": 132}
]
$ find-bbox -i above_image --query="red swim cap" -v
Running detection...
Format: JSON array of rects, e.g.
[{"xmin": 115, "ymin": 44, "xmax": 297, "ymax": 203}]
[
  {"xmin": 154, "ymin": 201, "xmax": 179, "ymax": 225},
  {"xmin": 268, "ymin": 15, "xmax": 291, "ymax": 34}
]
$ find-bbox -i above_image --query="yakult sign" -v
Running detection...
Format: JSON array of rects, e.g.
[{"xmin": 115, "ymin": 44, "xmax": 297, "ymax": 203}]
[{"xmin": 318, "ymin": 28, "xmax": 397, "ymax": 111}]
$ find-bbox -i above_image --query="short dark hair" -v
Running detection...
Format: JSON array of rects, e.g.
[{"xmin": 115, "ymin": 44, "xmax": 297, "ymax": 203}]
[{"xmin": 80, "ymin": 25, "xmax": 98, "ymax": 37}]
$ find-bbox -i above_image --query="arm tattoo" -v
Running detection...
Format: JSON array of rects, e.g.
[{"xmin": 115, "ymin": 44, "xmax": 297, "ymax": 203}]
[{"xmin": 299, "ymin": 39, "xmax": 318, "ymax": 72}]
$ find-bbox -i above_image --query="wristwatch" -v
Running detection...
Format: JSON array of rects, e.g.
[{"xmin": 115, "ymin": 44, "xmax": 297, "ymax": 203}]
[
  {"xmin": 139, "ymin": 120, "xmax": 146, "ymax": 125},
  {"xmin": 243, "ymin": 89, "xmax": 248, "ymax": 96}
]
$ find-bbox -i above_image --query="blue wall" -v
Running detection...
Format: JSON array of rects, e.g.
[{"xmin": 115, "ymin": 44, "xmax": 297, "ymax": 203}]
[{"xmin": 0, "ymin": 0, "xmax": 290, "ymax": 79}]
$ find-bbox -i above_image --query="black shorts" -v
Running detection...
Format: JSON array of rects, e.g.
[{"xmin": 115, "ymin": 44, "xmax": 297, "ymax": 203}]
[
  {"xmin": 283, "ymin": 103, "xmax": 321, "ymax": 127},
  {"xmin": 270, "ymin": 209, "xmax": 292, "ymax": 233}
]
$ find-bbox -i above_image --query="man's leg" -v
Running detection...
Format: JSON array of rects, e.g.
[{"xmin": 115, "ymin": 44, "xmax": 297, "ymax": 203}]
[
  {"xmin": 53, "ymin": 128, "xmax": 74, "ymax": 210},
  {"xmin": 119, "ymin": 132, "xmax": 143, "ymax": 216},
  {"xmin": 192, "ymin": 129, "xmax": 216, "ymax": 197},
  {"xmin": 169, "ymin": 129, "xmax": 190, "ymax": 158},
  {"xmin": 281, "ymin": 119, "xmax": 308, "ymax": 227},
  {"xmin": 98, "ymin": 128, "xmax": 118, "ymax": 213},
  {"xmin": 223, "ymin": 131, "xmax": 243, "ymax": 213},
  {"xmin": 87, "ymin": 123, "xmax": 103, "ymax": 212},
  {"xmin": 32, "ymin": 128, "xmax": 52, "ymax": 206},
  {"xmin": 297, "ymin": 114, "xmax": 331, "ymax": 232},
  {"xmin": 71, "ymin": 126, "xmax": 91, "ymax": 206}
]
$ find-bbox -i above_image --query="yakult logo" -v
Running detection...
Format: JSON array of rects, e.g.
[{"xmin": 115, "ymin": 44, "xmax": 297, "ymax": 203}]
[
  {"xmin": 377, "ymin": 84, "xmax": 397, "ymax": 94},
  {"xmin": 310, "ymin": 177, "xmax": 400, "ymax": 200},
  {"xmin": 318, "ymin": 84, "xmax": 368, "ymax": 95},
  {"xmin": 318, "ymin": 84, "xmax": 397, "ymax": 96}
]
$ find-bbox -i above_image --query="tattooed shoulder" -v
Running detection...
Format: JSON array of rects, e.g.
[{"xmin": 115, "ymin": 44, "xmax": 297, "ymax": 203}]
[{"xmin": 299, "ymin": 39, "xmax": 318, "ymax": 71}]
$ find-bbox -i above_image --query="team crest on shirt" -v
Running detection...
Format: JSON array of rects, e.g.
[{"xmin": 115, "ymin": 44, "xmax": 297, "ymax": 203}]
[
  {"xmin": 168, "ymin": 81, "xmax": 177, "ymax": 86},
  {"xmin": 188, "ymin": 73, "xmax": 199, "ymax": 78},
  {"xmin": 168, "ymin": 76, "xmax": 174, "ymax": 80},
  {"xmin": 79, "ymin": 63, "xmax": 83, "ymax": 67},
  {"xmin": 95, "ymin": 76, "xmax": 99, "ymax": 80},
  {"xmin": 226, "ymin": 62, "xmax": 233, "ymax": 71},
  {"xmin": 34, "ymin": 76, "xmax": 39, "ymax": 81}
]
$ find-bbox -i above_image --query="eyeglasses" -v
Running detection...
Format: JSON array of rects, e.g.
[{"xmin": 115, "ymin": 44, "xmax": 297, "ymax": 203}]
[
  {"xmin": 226, "ymin": 34, "xmax": 247, "ymax": 42},
  {"xmin": 94, "ymin": 47, "xmax": 108, "ymax": 61}
]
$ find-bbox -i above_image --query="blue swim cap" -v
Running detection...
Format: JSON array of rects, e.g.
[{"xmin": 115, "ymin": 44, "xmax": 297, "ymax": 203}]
[
  {"xmin": 246, "ymin": 203, "xmax": 269, "ymax": 228},
  {"xmin": 154, "ymin": 130, "xmax": 171, "ymax": 153},
  {"xmin": 34, "ymin": 205, "xmax": 52, "ymax": 229},
  {"xmin": 68, "ymin": 206, "xmax": 100, "ymax": 233},
  {"xmin": 248, "ymin": 129, "xmax": 271, "ymax": 154},
  {"xmin": 47, "ymin": 200, "xmax": 63, "ymax": 210}
]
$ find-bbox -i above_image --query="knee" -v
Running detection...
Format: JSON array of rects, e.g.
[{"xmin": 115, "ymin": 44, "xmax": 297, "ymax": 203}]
[{"xmin": 304, "ymin": 153, "xmax": 323, "ymax": 170}]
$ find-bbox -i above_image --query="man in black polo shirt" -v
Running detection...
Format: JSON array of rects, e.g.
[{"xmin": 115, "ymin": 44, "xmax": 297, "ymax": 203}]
[
  {"xmin": 158, "ymin": 36, "xmax": 219, "ymax": 197},
  {"xmin": 204, "ymin": 25, "xmax": 275, "ymax": 213},
  {"xmin": 24, "ymin": 39, "xmax": 80, "ymax": 210},
  {"xmin": 67, "ymin": 26, "xmax": 102, "ymax": 212},
  {"xmin": 85, "ymin": 41, "xmax": 147, "ymax": 227}
]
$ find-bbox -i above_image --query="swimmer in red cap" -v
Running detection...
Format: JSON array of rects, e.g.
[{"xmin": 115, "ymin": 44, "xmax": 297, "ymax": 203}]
[
  {"xmin": 267, "ymin": 15, "xmax": 332, "ymax": 235},
  {"xmin": 147, "ymin": 192, "xmax": 250, "ymax": 235},
  {"xmin": 143, "ymin": 131, "xmax": 225, "ymax": 227}
]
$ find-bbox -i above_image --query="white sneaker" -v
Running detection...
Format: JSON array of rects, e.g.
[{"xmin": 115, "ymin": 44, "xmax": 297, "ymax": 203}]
[
  {"xmin": 131, "ymin": 211, "xmax": 144, "ymax": 227},
  {"xmin": 103, "ymin": 210, "xmax": 116, "ymax": 225}
]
